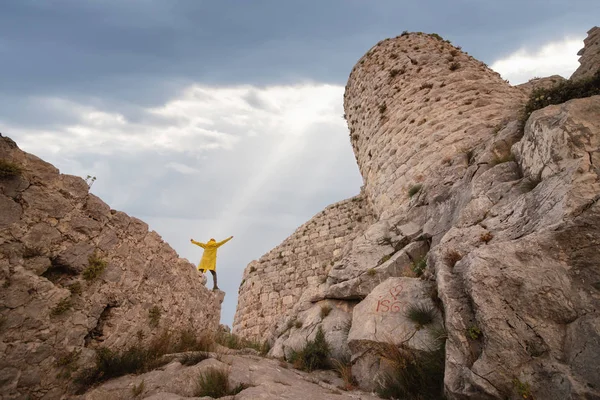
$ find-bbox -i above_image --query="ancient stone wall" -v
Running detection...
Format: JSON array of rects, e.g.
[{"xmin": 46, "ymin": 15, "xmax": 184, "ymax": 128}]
[
  {"xmin": 571, "ymin": 26, "xmax": 600, "ymax": 81},
  {"xmin": 0, "ymin": 137, "xmax": 222, "ymax": 399},
  {"xmin": 343, "ymin": 33, "xmax": 525, "ymax": 219},
  {"xmin": 232, "ymin": 194, "xmax": 374, "ymax": 340}
]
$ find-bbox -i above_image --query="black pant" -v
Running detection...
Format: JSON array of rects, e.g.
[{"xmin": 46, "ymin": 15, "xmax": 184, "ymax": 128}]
[{"xmin": 209, "ymin": 270, "xmax": 218, "ymax": 289}]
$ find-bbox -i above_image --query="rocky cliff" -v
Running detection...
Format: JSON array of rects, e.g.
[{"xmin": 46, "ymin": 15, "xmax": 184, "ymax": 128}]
[
  {"xmin": 234, "ymin": 29, "xmax": 600, "ymax": 399},
  {"xmin": 0, "ymin": 137, "xmax": 223, "ymax": 399}
]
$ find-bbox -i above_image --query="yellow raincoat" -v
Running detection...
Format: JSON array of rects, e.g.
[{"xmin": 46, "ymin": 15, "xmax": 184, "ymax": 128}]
[{"xmin": 191, "ymin": 237, "xmax": 233, "ymax": 272}]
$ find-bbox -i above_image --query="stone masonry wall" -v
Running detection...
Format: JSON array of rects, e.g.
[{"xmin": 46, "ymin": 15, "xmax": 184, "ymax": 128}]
[
  {"xmin": 232, "ymin": 194, "xmax": 374, "ymax": 340},
  {"xmin": 571, "ymin": 26, "xmax": 600, "ymax": 81},
  {"xmin": 343, "ymin": 33, "xmax": 525, "ymax": 219},
  {"xmin": 0, "ymin": 137, "xmax": 222, "ymax": 399}
]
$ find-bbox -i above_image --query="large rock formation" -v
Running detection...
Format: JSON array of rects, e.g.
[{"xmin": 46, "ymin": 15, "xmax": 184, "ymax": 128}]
[
  {"xmin": 234, "ymin": 29, "xmax": 600, "ymax": 399},
  {"xmin": 0, "ymin": 137, "xmax": 223, "ymax": 399}
]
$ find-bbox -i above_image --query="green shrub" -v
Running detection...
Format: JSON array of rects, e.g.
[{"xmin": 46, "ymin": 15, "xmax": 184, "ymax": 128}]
[
  {"xmin": 194, "ymin": 367, "xmax": 249, "ymax": 397},
  {"xmin": 294, "ymin": 320, "xmax": 303, "ymax": 329},
  {"xmin": 367, "ymin": 268, "xmax": 377, "ymax": 276},
  {"xmin": 513, "ymin": 378, "xmax": 533, "ymax": 399},
  {"xmin": 215, "ymin": 331, "xmax": 269, "ymax": 355},
  {"xmin": 379, "ymin": 103, "xmax": 387, "ymax": 114},
  {"xmin": 420, "ymin": 82, "xmax": 434, "ymax": 90},
  {"xmin": 0, "ymin": 160, "xmax": 22, "ymax": 178},
  {"xmin": 379, "ymin": 254, "xmax": 392, "ymax": 265},
  {"xmin": 51, "ymin": 297, "xmax": 72, "ymax": 316},
  {"xmin": 75, "ymin": 329, "xmax": 214, "ymax": 392},
  {"xmin": 449, "ymin": 62, "xmax": 461, "ymax": 71},
  {"xmin": 408, "ymin": 184, "xmax": 422, "ymax": 198},
  {"xmin": 521, "ymin": 69, "xmax": 600, "ymax": 125},
  {"xmin": 375, "ymin": 342, "xmax": 445, "ymax": 400},
  {"xmin": 467, "ymin": 325, "xmax": 482, "ymax": 340},
  {"xmin": 411, "ymin": 257, "xmax": 427, "ymax": 277},
  {"xmin": 288, "ymin": 326, "xmax": 331, "ymax": 372},
  {"xmin": 405, "ymin": 304, "xmax": 437, "ymax": 328},
  {"xmin": 173, "ymin": 329, "xmax": 213, "ymax": 353},
  {"xmin": 68, "ymin": 282, "xmax": 82, "ymax": 296},
  {"xmin": 429, "ymin": 33, "xmax": 443, "ymax": 41},
  {"xmin": 148, "ymin": 306, "xmax": 161, "ymax": 328},
  {"xmin": 332, "ymin": 356, "xmax": 357, "ymax": 390},
  {"xmin": 82, "ymin": 253, "xmax": 107, "ymax": 281}
]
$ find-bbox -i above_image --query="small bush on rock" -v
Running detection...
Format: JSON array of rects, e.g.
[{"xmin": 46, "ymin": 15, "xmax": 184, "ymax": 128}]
[
  {"xmin": 521, "ymin": 69, "xmax": 600, "ymax": 125},
  {"xmin": 0, "ymin": 160, "xmax": 22, "ymax": 178},
  {"xmin": 513, "ymin": 378, "xmax": 533, "ymax": 399},
  {"xmin": 408, "ymin": 184, "xmax": 422, "ymax": 198},
  {"xmin": 376, "ymin": 342, "xmax": 445, "ymax": 400},
  {"xmin": 411, "ymin": 257, "xmax": 427, "ymax": 277},
  {"xmin": 320, "ymin": 305, "xmax": 332, "ymax": 319},
  {"xmin": 406, "ymin": 304, "xmax": 437, "ymax": 328},
  {"xmin": 288, "ymin": 326, "xmax": 331, "ymax": 372},
  {"xmin": 51, "ymin": 297, "xmax": 72, "ymax": 316},
  {"xmin": 332, "ymin": 356, "xmax": 357, "ymax": 391},
  {"xmin": 215, "ymin": 331, "xmax": 269, "ymax": 355},
  {"xmin": 195, "ymin": 367, "xmax": 249, "ymax": 398},
  {"xmin": 449, "ymin": 62, "xmax": 461, "ymax": 71},
  {"xmin": 82, "ymin": 253, "xmax": 107, "ymax": 281},
  {"xmin": 75, "ymin": 329, "xmax": 214, "ymax": 392},
  {"xmin": 467, "ymin": 325, "xmax": 482, "ymax": 340}
]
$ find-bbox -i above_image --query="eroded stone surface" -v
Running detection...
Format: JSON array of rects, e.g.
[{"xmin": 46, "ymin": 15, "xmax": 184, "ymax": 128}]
[
  {"xmin": 82, "ymin": 352, "xmax": 381, "ymax": 400},
  {"xmin": 0, "ymin": 138, "xmax": 223, "ymax": 399}
]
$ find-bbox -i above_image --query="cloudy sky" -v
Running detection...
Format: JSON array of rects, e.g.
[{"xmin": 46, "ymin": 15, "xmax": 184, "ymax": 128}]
[{"xmin": 1, "ymin": 1, "xmax": 596, "ymax": 325}]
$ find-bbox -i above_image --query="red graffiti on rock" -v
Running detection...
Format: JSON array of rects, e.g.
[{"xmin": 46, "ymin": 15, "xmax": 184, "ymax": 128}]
[{"xmin": 375, "ymin": 283, "xmax": 405, "ymax": 313}]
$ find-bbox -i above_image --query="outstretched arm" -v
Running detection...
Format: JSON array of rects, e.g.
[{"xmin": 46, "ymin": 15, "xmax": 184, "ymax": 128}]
[
  {"xmin": 190, "ymin": 239, "xmax": 206, "ymax": 249},
  {"xmin": 216, "ymin": 236, "xmax": 233, "ymax": 248}
]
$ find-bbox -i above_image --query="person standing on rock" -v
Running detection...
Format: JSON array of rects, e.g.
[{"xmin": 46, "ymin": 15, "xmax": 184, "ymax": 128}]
[{"xmin": 190, "ymin": 236, "xmax": 233, "ymax": 290}]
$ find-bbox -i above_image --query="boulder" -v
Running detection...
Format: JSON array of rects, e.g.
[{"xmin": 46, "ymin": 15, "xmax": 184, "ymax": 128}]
[{"xmin": 348, "ymin": 277, "xmax": 442, "ymax": 391}]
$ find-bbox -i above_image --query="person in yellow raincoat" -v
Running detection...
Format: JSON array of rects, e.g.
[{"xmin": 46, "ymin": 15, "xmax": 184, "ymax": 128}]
[{"xmin": 190, "ymin": 236, "xmax": 233, "ymax": 290}]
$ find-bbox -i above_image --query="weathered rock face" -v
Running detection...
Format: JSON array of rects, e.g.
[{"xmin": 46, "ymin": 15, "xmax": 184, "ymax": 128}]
[
  {"xmin": 347, "ymin": 277, "xmax": 441, "ymax": 391},
  {"xmin": 435, "ymin": 95, "xmax": 600, "ymax": 399},
  {"xmin": 0, "ymin": 137, "xmax": 223, "ymax": 399},
  {"xmin": 571, "ymin": 26, "xmax": 600, "ymax": 81},
  {"xmin": 235, "ymin": 28, "xmax": 600, "ymax": 400}
]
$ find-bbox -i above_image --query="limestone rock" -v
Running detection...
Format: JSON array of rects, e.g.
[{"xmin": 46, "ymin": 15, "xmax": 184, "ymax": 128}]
[
  {"xmin": 83, "ymin": 353, "xmax": 381, "ymax": 400},
  {"xmin": 516, "ymin": 75, "xmax": 566, "ymax": 96},
  {"xmin": 571, "ymin": 26, "xmax": 600, "ymax": 81},
  {"xmin": 0, "ymin": 137, "xmax": 222, "ymax": 399},
  {"xmin": 347, "ymin": 277, "xmax": 441, "ymax": 390},
  {"xmin": 232, "ymin": 28, "xmax": 600, "ymax": 399},
  {"xmin": 270, "ymin": 299, "xmax": 354, "ymax": 362}
]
